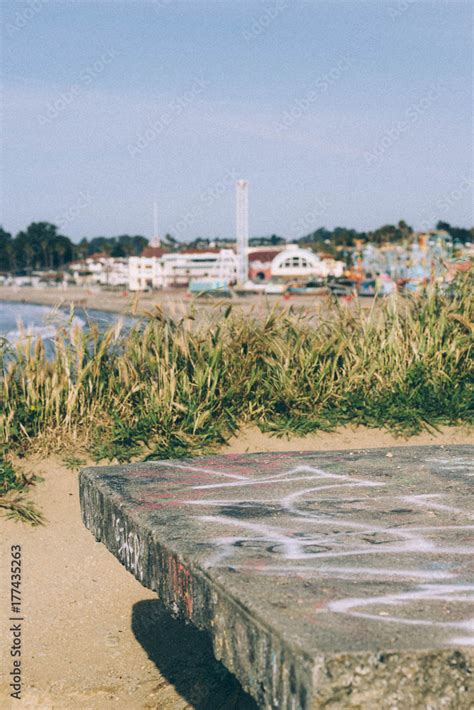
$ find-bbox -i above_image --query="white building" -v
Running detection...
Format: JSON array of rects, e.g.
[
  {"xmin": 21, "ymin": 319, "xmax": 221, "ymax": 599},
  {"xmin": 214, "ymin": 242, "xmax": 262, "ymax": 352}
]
[
  {"xmin": 70, "ymin": 255, "xmax": 129, "ymax": 288},
  {"xmin": 128, "ymin": 247, "xmax": 165, "ymax": 291},
  {"xmin": 128, "ymin": 248, "xmax": 238, "ymax": 291},
  {"xmin": 99, "ymin": 258, "xmax": 129, "ymax": 287},
  {"xmin": 271, "ymin": 247, "xmax": 344, "ymax": 281}
]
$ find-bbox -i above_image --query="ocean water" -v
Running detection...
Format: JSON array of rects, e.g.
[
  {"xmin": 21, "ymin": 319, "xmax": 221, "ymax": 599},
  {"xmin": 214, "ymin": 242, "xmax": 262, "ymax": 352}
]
[{"xmin": 0, "ymin": 301, "xmax": 132, "ymax": 343}]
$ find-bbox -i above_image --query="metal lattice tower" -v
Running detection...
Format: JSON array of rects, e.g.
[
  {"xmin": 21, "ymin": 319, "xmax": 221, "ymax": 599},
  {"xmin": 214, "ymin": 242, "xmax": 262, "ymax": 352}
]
[{"xmin": 236, "ymin": 179, "xmax": 249, "ymax": 285}]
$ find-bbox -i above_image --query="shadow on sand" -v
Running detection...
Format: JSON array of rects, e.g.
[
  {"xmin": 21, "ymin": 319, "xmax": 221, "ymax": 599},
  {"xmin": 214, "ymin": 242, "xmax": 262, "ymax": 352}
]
[{"xmin": 132, "ymin": 599, "xmax": 257, "ymax": 710}]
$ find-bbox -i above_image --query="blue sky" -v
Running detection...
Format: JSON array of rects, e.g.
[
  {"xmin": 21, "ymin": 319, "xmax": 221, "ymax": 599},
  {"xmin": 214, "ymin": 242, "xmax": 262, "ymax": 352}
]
[{"xmin": 1, "ymin": 0, "xmax": 472, "ymax": 241}]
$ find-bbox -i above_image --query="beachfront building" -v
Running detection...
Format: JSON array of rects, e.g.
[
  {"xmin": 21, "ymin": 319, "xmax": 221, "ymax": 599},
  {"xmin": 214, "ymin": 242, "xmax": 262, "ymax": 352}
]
[
  {"xmin": 99, "ymin": 258, "xmax": 129, "ymax": 287},
  {"xmin": 163, "ymin": 249, "xmax": 238, "ymax": 288},
  {"xmin": 128, "ymin": 248, "xmax": 238, "ymax": 291},
  {"xmin": 69, "ymin": 254, "xmax": 105, "ymax": 285},
  {"xmin": 69, "ymin": 254, "xmax": 129, "ymax": 288},
  {"xmin": 128, "ymin": 247, "xmax": 166, "ymax": 291},
  {"xmin": 248, "ymin": 246, "xmax": 287, "ymax": 282},
  {"xmin": 270, "ymin": 247, "xmax": 344, "ymax": 281}
]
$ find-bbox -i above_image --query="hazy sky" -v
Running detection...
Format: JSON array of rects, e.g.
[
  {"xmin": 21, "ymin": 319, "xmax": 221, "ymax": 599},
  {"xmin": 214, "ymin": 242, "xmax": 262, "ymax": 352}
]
[{"xmin": 1, "ymin": 0, "xmax": 472, "ymax": 242}]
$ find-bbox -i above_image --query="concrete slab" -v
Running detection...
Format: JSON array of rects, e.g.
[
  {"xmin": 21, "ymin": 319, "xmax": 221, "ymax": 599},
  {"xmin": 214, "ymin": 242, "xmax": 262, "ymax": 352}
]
[{"xmin": 80, "ymin": 446, "xmax": 474, "ymax": 709}]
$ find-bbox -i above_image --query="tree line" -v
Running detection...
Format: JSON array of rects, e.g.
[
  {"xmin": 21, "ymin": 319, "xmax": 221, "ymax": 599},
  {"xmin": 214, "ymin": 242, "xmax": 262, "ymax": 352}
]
[
  {"xmin": 0, "ymin": 223, "xmax": 150, "ymax": 273},
  {"xmin": 298, "ymin": 220, "xmax": 473, "ymax": 252},
  {"xmin": 0, "ymin": 220, "xmax": 472, "ymax": 274}
]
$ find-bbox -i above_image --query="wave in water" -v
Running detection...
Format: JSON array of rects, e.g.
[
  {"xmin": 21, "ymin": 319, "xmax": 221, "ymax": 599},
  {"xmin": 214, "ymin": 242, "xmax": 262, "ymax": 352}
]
[{"xmin": 1, "ymin": 303, "xmax": 85, "ymax": 343}]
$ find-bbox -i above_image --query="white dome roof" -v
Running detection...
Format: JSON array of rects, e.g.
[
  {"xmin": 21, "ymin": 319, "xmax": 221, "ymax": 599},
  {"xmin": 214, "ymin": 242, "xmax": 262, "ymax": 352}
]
[{"xmin": 271, "ymin": 248, "xmax": 323, "ymax": 276}]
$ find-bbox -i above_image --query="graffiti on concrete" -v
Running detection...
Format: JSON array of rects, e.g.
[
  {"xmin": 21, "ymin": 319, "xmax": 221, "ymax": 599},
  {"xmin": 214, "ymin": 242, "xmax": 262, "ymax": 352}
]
[{"xmin": 144, "ymin": 454, "xmax": 474, "ymax": 645}]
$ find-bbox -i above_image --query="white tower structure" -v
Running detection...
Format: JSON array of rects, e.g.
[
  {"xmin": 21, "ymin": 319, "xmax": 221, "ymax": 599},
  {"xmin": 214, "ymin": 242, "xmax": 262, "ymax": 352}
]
[
  {"xmin": 151, "ymin": 200, "xmax": 161, "ymax": 248},
  {"xmin": 236, "ymin": 179, "xmax": 249, "ymax": 284}
]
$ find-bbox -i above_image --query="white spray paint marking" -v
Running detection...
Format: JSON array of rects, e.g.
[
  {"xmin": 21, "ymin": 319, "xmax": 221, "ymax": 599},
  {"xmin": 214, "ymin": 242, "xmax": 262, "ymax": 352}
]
[
  {"xmin": 327, "ymin": 585, "xmax": 474, "ymax": 644},
  {"xmin": 401, "ymin": 493, "xmax": 473, "ymax": 516},
  {"xmin": 180, "ymin": 454, "xmax": 474, "ymax": 644},
  {"xmin": 231, "ymin": 564, "xmax": 455, "ymax": 581},
  {"xmin": 191, "ymin": 463, "xmax": 381, "ymax": 490},
  {"xmin": 149, "ymin": 460, "xmax": 249, "ymax": 480},
  {"xmin": 112, "ymin": 514, "xmax": 144, "ymax": 579}
]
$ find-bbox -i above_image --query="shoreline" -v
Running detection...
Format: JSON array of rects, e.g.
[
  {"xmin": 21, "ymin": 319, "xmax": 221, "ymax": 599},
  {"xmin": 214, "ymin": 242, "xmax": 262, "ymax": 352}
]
[
  {"xmin": 0, "ymin": 286, "xmax": 373, "ymax": 320},
  {"xmin": 0, "ymin": 285, "xmax": 159, "ymax": 317}
]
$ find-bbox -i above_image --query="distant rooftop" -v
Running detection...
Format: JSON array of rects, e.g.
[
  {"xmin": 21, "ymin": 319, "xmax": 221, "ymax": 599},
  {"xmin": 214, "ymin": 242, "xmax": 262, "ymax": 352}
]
[{"xmin": 141, "ymin": 247, "xmax": 167, "ymax": 258}]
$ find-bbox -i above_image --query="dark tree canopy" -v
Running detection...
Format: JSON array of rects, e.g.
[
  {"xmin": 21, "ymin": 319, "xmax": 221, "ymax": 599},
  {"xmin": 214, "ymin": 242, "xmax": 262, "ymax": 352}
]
[
  {"xmin": 249, "ymin": 235, "xmax": 286, "ymax": 246},
  {"xmin": 436, "ymin": 222, "xmax": 473, "ymax": 245},
  {"xmin": 298, "ymin": 221, "xmax": 417, "ymax": 250},
  {"xmin": 12, "ymin": 222, "xmax": 74, "ymax": 271},
  {"xmin": 0, "ymin": 225, "xmax": 150, "ymax": 274},
  {"xmin": 0, "ymin": 227, "xmax": 14, "ymax": 273}
]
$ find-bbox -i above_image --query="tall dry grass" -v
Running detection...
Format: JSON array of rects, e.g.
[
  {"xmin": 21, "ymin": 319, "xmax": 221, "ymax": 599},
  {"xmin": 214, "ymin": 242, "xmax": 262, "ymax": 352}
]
[{"xmin": 1, "ymin": 277, "xmax": 472, "ymax": 522}]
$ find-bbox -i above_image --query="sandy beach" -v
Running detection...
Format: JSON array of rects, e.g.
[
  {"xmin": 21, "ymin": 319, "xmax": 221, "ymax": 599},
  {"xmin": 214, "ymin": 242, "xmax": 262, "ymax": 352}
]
[
  {"xmin": 1, "ymin": 425, "xmax": 472, "ymax": 710},
  {"xmin": 0, "ymin": 285, "xmax": 371, "ymax": 321},
  {"xmin": 0, "ymin": 285, "xmax": 271, "ymax": 318},
  {"xmin": 0, "ymin": 285, "xmax": 197, "ymax": 318}
]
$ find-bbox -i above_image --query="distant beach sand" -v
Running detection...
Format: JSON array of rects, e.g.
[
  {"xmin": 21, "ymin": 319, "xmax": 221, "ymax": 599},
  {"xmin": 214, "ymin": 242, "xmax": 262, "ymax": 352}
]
[
  {"xmin": 0, "ymin": 285, "xmax": 372, "ymax": 321},
  {"xmin": 1, "ymin": 425, "xmax": 472, "ymax": 709},
  {"xmin": 0, "ymin": 285, "xmax": 195, "ymax": 318}
]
